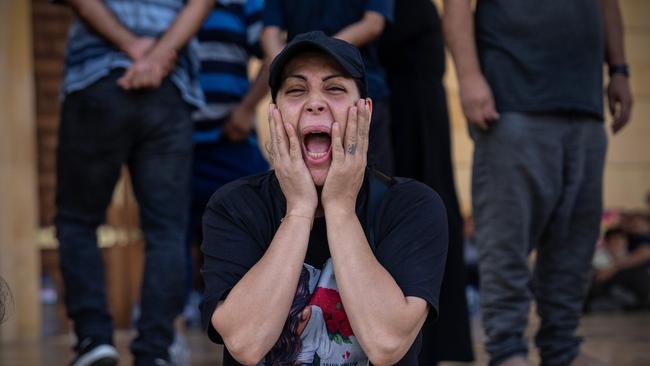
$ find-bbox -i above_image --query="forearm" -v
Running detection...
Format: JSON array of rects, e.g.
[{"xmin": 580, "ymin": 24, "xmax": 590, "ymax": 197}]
[
  {"xmin": 262, "ymin": 26, "xmax": 286, "ymax": 61},
  {"xmin": 615, "ymin": 247, "xmax": 650, "ymax": 270},
  {"xmin": 601, "ymin": 0, "xmax": 627, "ymax": 65},
  {"xmin": 152, "ymin": 0, "xmax": 213, "ymax": 56},
  {"xmin": 240, "ymin": 61, "xmax": 270, "ymax": 111},
  {"xmin": 324, "ymin": 207, "xmax": 427, "ymax": 365},
  {"xmin": 65, "ymin": 0, "xmax": 136, "ymax": 52},
  {"xmin": 443, "ymin": 0, "xmax": 483, "ymax": 80},
  {"xmin": 334, "ymin": 11, "xmax": 385, "ymax": 47},
  {"xmin": 212, "ymin": 217, "xmax": 311, "ymax": 364}
]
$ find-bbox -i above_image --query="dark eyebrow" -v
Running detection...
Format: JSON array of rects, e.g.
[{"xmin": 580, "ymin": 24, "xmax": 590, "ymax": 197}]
[
  {"xmin": 285, "ymin": 74, "xmax": 307, "ymax": 81},
  {"xmin": 323, "ymin": 74, "xmax": 346, "ymax": 81}
]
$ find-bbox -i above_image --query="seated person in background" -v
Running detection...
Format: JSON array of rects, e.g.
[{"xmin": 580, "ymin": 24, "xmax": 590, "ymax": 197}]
[
  {"xmin": 199, "ymin": 31, "xmax": 448, "ymax": 366},
  {"xmin": 624, "ymin": 212, "xmax": 650, "ymax": 255},
  {"xmin": 586, "ymin": 226, "xmax": 650, "ymax": 311}
]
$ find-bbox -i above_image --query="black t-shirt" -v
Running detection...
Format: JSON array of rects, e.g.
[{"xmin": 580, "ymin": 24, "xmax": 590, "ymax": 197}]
[
  {"xmin": 200, "ymin": 169, "xmax": 448, "ymax": 365},
  {"xmin": 475, "ymin": 0, "xmax": 604, "ymax": 118}
]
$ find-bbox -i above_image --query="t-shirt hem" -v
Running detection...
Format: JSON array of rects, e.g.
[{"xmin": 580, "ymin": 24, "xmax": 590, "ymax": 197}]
[{"xmin": 495, "ymin": 102, "xmax": 603, "ymax": 120}]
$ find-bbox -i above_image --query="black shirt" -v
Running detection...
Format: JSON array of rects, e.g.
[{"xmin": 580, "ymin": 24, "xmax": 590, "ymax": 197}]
[
  {"xmin": 475, "ymin": 0, "xmax": 604, "ymax": 119},
  {"xmin": 200, "ymin": 169, "xmax": 448, "ymax": 365}
]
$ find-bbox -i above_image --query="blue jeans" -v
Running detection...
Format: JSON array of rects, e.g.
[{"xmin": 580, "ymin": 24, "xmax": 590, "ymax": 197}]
[
  {"xmin": 55, "ymin": 70, "xmax": 192, "ymax": 362},
  {"xmin": 470, "ymin": 112, "xmax": 607, "ymax": 366}
]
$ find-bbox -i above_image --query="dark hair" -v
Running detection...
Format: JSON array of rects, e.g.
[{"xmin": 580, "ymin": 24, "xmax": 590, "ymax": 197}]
[
  {"xmin": 265, "ymin": 267, "xmax": 311, "ymax": 365},
  {"xmin": 604, "ymin": 227, "xmax": 626, "ymax": 241}
]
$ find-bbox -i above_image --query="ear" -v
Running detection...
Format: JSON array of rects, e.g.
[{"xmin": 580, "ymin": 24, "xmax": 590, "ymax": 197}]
[{"xmin": 366, "ymin": 98, "xmax": 373, "ymax": 124}]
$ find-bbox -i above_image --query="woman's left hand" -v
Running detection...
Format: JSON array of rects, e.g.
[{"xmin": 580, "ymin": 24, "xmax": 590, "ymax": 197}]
[{"xmin": 321, "ymin": 99, "xmax": 371, "ymax": 213}]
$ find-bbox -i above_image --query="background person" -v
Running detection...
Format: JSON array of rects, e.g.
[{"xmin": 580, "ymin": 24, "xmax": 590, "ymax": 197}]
[
  {"xmin": 183, "ymin": 0, "xmax": 270, "ymax": 320},
  {"xmin": 587, "ymin": 227, "xmax": 650, "ymax": 312},
  {"xmin": 379, "ymin": 1, "xmax": 474, "ymax": 363},
  {"xmin": 53, "ymin": 0, "xmax": 212, "ymax": 364},
  {"xmin": 444, "ymin": 0, "xmax": 633, "ymax": 365}
]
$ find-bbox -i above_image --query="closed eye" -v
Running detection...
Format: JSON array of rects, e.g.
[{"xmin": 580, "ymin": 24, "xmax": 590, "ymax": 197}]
[
  {"xmin": 326, "ymin": 86, "xmax": 346, "ymax": 93},
  {"xmin": 286, "ymin": 88, "xmax": 306, "ymax": 95}
]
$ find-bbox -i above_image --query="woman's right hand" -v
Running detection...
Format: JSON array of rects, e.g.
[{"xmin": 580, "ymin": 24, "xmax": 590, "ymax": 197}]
[{"xmin": 268, "ymin": 104, "xmax": 318, "ymax": 217}]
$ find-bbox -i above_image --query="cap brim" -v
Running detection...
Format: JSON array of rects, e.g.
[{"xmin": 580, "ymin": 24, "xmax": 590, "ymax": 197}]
[{"xmin": 269, "ymin": 40, "xmax": 363, "ymax": 97}]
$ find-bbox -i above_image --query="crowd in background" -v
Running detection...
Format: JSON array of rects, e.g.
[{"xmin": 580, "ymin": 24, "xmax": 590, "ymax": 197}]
[{"xmin": 3, "ymin": 0, "xmax": 638, "ymax": 366}]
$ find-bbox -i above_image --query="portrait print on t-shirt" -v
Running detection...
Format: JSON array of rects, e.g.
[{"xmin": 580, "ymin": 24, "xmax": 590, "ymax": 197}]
[{"xmin": 262, "ymin": 260, "xmax": 368, "ymax": 366}]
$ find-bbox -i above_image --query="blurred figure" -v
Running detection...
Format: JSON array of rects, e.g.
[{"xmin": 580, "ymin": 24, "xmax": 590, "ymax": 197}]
[
  {"xmin": 586, "ymin": 227, "xmax": 650, "ymax": 312},
  {"xmin": 53, "ymin": 0, "xmax": 211, "ymax": 365},
  {"xmin": 379, "ymin": 0, "xmax": 473, "ymax": 364},
  {"xmin": 444, "ymin": 0, "xmax": 633, "ymax": 365},
  {"xmin": 623, "ymin": 212, "xmax": 650, "ymax": 248},
  {"xmin": 183, "ymin": 0, "xmax": 270, "ymax": 325},
  {"xmin": 261, "ymin": 0, "xmax": 395, "ymax": 174},
  {"xmin": 190, "ymin": 0, "xmax": 270, "ymax": 228},
  {"xmin": 463, "ymin": 216, "xmax": 480, "ymax": 290}
]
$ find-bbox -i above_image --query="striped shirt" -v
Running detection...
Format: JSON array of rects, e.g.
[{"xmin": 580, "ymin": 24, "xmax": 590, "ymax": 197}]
[
  {"xmin": 192, "ymin": 0, "xmax": 264, "ymax": 143},
  {"xmin": 57, "ymin": 0, "xmax": 204, "ymax": 108}
]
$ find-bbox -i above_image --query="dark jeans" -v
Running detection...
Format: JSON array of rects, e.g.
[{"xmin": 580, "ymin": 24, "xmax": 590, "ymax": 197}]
[
  {"xmin": 470, "ymin": 112, "xmax": 607, "ymax": 366},
  {"xmin": 55, "ymin": 70, "xmax": 192, "ymax": 362}
]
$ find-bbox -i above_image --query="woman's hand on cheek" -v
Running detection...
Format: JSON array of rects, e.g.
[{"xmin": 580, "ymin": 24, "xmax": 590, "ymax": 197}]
[
  {"xmin": 268, "ymin": 104, "xmax": 318, "ymax": 217},
  {"xmin": 321, "ymin": 99, "xmax": 370, "ymax": 214}
]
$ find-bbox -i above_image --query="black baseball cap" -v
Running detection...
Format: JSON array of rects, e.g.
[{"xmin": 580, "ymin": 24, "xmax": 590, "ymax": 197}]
[{"xmin": 269, "ymin": 31, "xmax": 368, "ymax": 101}]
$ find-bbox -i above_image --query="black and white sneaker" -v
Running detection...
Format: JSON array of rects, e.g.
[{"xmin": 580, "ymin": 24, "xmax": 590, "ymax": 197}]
[{"xmin": 70, "ymin": 338, "xmax": 119, "ymax": 366}]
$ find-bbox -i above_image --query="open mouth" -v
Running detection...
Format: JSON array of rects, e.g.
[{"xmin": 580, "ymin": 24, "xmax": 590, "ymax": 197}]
[{"xmin": 302, "ymin": 130, "xmax": 332, "ymax": 162}]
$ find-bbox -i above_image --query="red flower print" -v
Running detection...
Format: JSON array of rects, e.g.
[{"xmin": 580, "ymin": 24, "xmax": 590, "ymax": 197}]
[
  {"xmin": 339, "ymin": 321, "xmax": 353, "ymax": 337},
  {"xmin": 310, "ymin": 287, "xmax": 354, "ymax": 342}
]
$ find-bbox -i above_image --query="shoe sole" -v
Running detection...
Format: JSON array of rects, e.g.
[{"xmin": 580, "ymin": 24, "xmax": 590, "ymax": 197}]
[{"xmin": 72, "ymin": 345, "xmax": 119, "ymax": 366}]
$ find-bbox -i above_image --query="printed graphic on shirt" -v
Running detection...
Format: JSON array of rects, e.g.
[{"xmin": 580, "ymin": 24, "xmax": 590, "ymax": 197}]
[{"xmin": 262, "ymin": 259, "xmax": 368, "ymax": 366}]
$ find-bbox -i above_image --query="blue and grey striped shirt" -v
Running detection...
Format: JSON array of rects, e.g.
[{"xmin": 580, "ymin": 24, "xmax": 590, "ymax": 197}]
[
  {"xmin": 57, "ymin": 0, "xmax": 204, "ymax": 108},
  {"xmin": 192, "ymin": 0, "xmax": 264, "ymax": 143}
]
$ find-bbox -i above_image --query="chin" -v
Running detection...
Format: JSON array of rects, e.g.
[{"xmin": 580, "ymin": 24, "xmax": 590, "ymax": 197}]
[{"xmin": 309, "ymin": 167, "xmax": 329, "ymax": 187}]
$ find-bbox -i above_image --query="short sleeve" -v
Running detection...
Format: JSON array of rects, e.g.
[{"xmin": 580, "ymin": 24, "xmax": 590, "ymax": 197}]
[
  {"xmin": 263, "ymin": 0, "xmax": 285, "ymax": 28},
  {"xmin": 374, "ymin": 181, "xmax": 448, "ymax": 321},
  {"xmin": 199, "ymin": 184, "xmax": 270, "ymax": 344},
  {"xmin": 365, "ymin": 0, "xmax": 394, "ymax": 23}
]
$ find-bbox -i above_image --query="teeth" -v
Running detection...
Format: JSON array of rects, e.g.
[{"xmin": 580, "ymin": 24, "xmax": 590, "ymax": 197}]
[{"xmin": 307, "ymin": 151, "xmax": 328, "ymax": 159}]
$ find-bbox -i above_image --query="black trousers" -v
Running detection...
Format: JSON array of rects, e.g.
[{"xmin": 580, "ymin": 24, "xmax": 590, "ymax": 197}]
[{"xmin": 56, "ymin": 70, "xmax": 192, "ymax": 362}]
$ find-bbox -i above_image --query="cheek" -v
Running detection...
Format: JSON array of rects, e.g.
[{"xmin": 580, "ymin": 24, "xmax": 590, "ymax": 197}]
[
  {"xmin": 329, "ymin": 99, "xmax": 356, "ymax": 130},
  {"xmin": 277, "ymin": 101, "xmax": 301, "ymax": 127}
]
